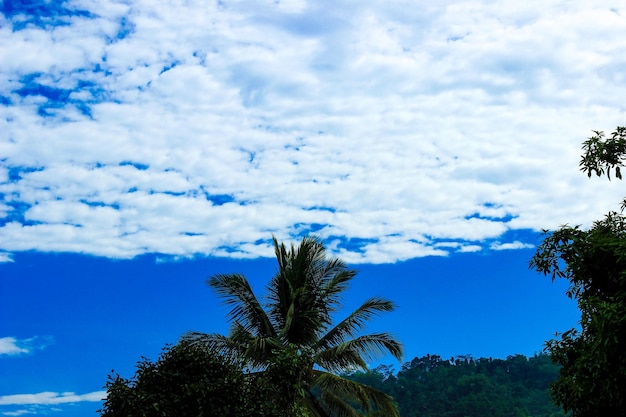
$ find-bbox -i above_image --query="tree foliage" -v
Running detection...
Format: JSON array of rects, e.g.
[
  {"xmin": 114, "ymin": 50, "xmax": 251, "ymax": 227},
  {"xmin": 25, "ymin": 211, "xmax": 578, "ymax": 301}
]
[
  {"xmin": 346, "ymin": 353, "xmax": 566, "ymax": 417},
  {"xmin": 530, "ymin": 126, "xmax": 626, "ymax": 416},
  {"xmin": 580, "ymin": 126, "xmax": 626, "ymax": 180},
  {"xmin": 99, "ymin": 340, "xmax": 280, "ymax": 417},
  {"xmin": 184, "ymin": 236, "xmax": 403, "ymax": 417}
]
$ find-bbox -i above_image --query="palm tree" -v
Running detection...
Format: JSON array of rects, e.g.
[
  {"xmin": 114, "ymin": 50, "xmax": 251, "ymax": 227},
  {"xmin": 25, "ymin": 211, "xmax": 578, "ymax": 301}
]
[{"xmin": 184, "ymin": 236, "xmax": 403, "ymax": 417}]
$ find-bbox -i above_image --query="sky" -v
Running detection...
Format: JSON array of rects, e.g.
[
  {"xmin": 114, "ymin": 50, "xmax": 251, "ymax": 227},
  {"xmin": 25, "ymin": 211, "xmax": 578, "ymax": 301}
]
[{"xmin": 0, "ymin": 0, "xmax": 625, "ymax": 415}]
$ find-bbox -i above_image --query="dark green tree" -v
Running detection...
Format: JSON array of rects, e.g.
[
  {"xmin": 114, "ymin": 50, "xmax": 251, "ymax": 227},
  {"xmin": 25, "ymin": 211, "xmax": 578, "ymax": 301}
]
[
  {"xmin": 184, "ymin": 236, "xmax": 403, "ymax": 417},
  {"xmin": 530, "ymin": 126, "xmax": 626, "ymax": 416},
  {"xmin": 579, "ymin": 126, "xmax": 626, "ymax": 180},
  {"xmin": 99, "ymin": 340, "xmax": 279, "ymax": 417},
  {"xmin": 347, "ymin": 353, "xmax": 565, "ymax": 417}
]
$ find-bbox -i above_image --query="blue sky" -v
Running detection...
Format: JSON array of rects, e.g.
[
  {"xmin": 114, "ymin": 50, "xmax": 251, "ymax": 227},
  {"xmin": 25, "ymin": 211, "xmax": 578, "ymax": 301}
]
[{"xmin": 0, "ymin": 0, "xmax": 625, "ymax": 416}]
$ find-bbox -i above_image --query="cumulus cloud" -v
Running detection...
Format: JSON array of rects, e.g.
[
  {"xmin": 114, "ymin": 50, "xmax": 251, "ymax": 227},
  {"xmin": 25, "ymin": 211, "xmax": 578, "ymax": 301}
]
[
  {"xmin": 0, "ymin": 253, "xmax": 13, "ymax": 263},
  {"xmin": 0, "ymin": 391, "xmax": 105, "ymax": 406},
  {"xmin": 1, "ymin": 1, "xmax": 626, "ymax": 263},
  {"xmin": 490, "ymin": 241, "xmax": 535, "ymax": 251},
  {"xmin": 0, "ymin": 338, "xmax": 29, "ymax": 356},
  {"xmin": 0, "ymin": 337, "xmax": 53, "ymax": 356},
  {"xmin": 2, "ymin": 410, "xmax": 30, "ymax": 416}
]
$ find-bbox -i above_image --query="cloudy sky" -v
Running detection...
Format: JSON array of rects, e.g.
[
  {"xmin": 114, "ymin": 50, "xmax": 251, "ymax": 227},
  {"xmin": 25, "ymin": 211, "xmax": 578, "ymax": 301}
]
[{"xmin": 1, "ymin": 0, "xmax": 625, "ymax": 415}]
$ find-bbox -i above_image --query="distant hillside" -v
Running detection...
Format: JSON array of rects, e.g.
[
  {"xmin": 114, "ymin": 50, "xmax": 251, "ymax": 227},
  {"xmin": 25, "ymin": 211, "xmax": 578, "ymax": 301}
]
[{"xmin": 346, "ymin": 353, "xmax": 567, "ymax": 417}]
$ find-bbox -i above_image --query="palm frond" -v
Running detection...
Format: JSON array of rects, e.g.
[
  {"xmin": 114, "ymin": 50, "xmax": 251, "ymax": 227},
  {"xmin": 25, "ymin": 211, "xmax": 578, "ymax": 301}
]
[
  {"xmin": 315, "ymin": 333, "xmax": 403, "ymax": 373},
  {"xmin": 268, "ymin": 236, "xmax": 345, "ymax": 345},
  {"xmin": 317, "ymin": 297, "xmax": 396, "ymax": 350},
  {"xmin": 228, "ymin": 322, "xmax": 282, "ymax": 370},
  {"xmin": 314, "ymin": 371, "xmax": 400, "ymax": 417},
  {"xmin": 208, "ymin": 273, "xmax": 276, "ymax": 338},
  {"xmin": 317, "ymin": 391, "xmax": 362, "ymax": 417},
  {"xmin": 320, "ymin": 269, "xmax": 356, "ymax": 313},
  {"xmin": 315, "ymin": 346, "xmax": 369, "ymax": 373},
  {"xmin": 268, "ymin": 236, "xmax": 297, "ymax": 333},
  {"xmin": 300, "ymin": 392, "xmax": 331, "ymax": 417},
  {"xmin": 273, "ymin": 235, "xmax": 288, "ymax": 270},
  {"xmin": 182, "ymin": 328, "xmax": 282, "ymax": 371},
  {"xmin": 180, "ymin": 332, "xmax": 245, "ymax": 364},
  {"xmin": 242, "ymin": 337, "xmax": 283, "ymax": 370}
]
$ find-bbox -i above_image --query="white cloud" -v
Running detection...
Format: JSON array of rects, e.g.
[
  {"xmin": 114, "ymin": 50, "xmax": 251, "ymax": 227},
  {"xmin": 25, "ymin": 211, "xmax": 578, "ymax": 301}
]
[
  {"xmin": 0, "ymin": 337, "xmax": 53, "ymax": 356},
  {"xmin": 2, "ymin": 410, "xmax": 30, "ymax": 416},
  {"xmin": 490, "ymin": 241, "xmax": 535, "ymax": 251},
  {"xmin": 1, "ymin": 1, "xmax": 626, "ymax": 263},
  {"xmin": 458, "ymin": 245, "xmax": 483, "ymax": 253},
  {"xmin": 0, "ymin": 391, "xmax": 105, "ymax": 406},
  {"xmin": 0, "ymin": 253, "xmax": 13, "ymax": 263},
  {"xmin": 0, "ymin": 338, "xmax": 29, "ymax": 356}
]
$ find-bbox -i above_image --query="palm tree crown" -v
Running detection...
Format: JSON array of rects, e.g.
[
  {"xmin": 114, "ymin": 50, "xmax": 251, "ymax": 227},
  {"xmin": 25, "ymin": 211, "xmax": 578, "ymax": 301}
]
[{"xmin": 185, "ymin": 236, "xmax": 403, "ymax": 417}]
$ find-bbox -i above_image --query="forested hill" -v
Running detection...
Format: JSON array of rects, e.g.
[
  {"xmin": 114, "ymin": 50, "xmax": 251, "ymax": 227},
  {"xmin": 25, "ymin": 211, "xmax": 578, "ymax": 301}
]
[{"xmin": 346, "ymin": 353, "xmax": 567, "ymax": 417}]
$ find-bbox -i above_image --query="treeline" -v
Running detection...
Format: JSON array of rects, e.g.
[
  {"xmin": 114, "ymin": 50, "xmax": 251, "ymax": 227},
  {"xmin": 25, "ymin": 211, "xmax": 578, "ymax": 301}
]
[{"xmin": 347, "ymin": 353, "xmax": 567, "ymax": 417}]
